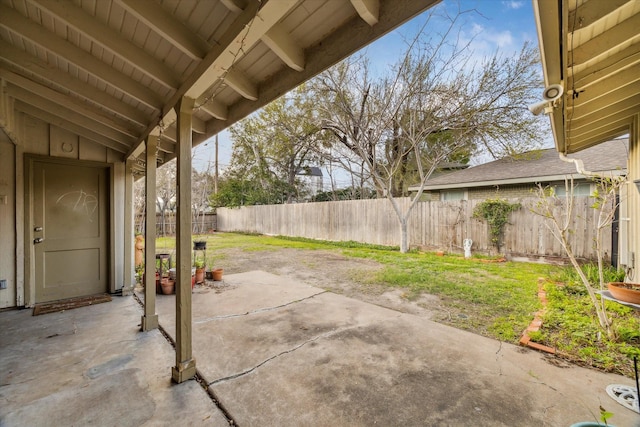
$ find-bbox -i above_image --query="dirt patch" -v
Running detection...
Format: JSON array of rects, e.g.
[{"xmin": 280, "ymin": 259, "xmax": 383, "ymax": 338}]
[{"xmin": 211, "ymin": 247, "xmax": 441, "ymax": 319}]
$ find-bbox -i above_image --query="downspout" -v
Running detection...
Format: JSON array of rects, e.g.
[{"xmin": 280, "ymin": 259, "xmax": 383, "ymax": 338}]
[
  {"xmin": 558, "ymin": 153, "xmax": 595, "ymax": 177},
  {"xmin": 559, "ymin": 152, "xmax": 631, "ymax": 280}
]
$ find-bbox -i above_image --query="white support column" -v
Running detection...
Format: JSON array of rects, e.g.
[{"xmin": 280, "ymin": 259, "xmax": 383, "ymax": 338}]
[
  {"xmin": 172, "ymin": 96, "xmax": 196, "ymax": 383},
  {"xmin": 122, "ymin": 159, "xmax": 135, "ymax": 295},
  {"xmin": 141, "ymin": 135, "xmax": 158, "ymax": 331}
]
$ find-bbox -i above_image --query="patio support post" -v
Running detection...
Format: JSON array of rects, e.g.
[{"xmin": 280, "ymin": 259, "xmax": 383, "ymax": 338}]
[
  {"xmin": 141, "ymin": 134, "xmax": 159, "ymax": 331},
  {"xmin": 172, "ymin": 96, "xmax": 196, "ymax": 383},
  {"xmin": 123, "ymin": 159, "xmax": 135, "ymax": 295}
]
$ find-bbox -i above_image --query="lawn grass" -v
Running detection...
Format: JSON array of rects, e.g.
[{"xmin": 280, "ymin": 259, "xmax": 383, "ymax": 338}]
[
  {"xmin": 341, "ymin": 246, "xmax": 554, "ymax": 342},
  {"xmin": 155, "ymin": 232, "xmax": 640, "ymax": 377},
  {"xmin": 529, "ymin": 272, "xmax": 640, "ymax": 378}
]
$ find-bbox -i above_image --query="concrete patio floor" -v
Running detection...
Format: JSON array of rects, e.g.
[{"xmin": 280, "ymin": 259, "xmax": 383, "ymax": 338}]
[{"xmin": 2, "ymin": 271, "xmax": 639, "ymax": 426}]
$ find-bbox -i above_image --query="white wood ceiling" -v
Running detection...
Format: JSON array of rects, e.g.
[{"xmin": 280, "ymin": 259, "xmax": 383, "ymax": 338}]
[
  {"xmin": 0, "ymin": 0, "xmax": 438, "ymax": 166},
  {"xmin": 534, "ymin": 0, "xmax": 640, "ymax": 154}
]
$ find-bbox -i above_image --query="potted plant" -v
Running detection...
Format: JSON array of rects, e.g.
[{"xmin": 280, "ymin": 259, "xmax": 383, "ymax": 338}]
[
  {"xmin": 607, "ymin": 282, "xmax": 640, "ymax": 305},
  {"xmin": 160, "ymin": 277, "xmax": 175, "ymax": 295},
  {"xmin": 194, "ymin": 259, "xmax": 205, "ymax": 284}
]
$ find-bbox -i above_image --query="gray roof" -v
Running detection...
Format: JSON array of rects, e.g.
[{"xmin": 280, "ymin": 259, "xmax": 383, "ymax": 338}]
[
  {"xmin": 413, "ymin": 138, "xmax": 628, "ymax": 191},
  {"xmin": 297, "ymin": 166, "xmax": 323, "ymax": 177}
]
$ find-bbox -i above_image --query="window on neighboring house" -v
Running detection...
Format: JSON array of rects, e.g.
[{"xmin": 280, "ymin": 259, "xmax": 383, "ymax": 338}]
[
  {"xmin": 440, "ymin": 189, "xmax": 466, "ymax": 201},
  {"xmin": 553, "ymin": 182, "xmax": 592, "ymax": 197}
]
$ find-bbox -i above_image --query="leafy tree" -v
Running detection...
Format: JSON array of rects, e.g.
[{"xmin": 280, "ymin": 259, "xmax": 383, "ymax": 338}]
[
  {"xmin": 312, "ymin": 186, "xmax": 376, "ymax": 202},
  {"xmin": 210, "ymin": 175, "xmax": 290, "ymax": 208},
  {"xmin": 226, "ymin": 85, "xmax": 330, "ymax": 204},
  {"xmin": 311, "ymin": 7, "xmax": 547, "ymax": 252}
]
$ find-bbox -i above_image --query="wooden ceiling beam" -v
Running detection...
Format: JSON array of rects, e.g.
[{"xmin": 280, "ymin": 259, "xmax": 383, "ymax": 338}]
[
  {"xmin": 568, "ymin": 0, "xmax": 629, "ymax": 31},
  {"xmin": 0, "ymin": 43, "xmax": 151, "ymax": 126},
  {"xmin": 27, "ymin": 0, "xmax": 180, "ymax": 89},
  {"xmin": 350, "ymin": 0, "xmax": 380, "ymax": 26},
  {"xmin": 0, "ymin": 4, "xmax": 163, "ymax": 110},
  {"xmin": 114, "ymin": 0, "xmax": 209, "ymax": 61},
  {"xmin": 198, "ymin": 98, "xmax": 228, "ymax": 121},
  {"xmin": 568, "ymin": 93, "xmax": 640, "ymax": 131},
  {"xmin": 223, "ymin": 69, "xmax": 258, "ymax": 101},
  {"xmin": 9, "ymin": 85, "xmax": 135, "ymax": 147},
  {"xmin": 0, "ymin": 68, "xmax": 141, "ymax": 139},
  {"xmin": 262, "ymin": 24, "xmax": 305, "ymax": 72},
  {"xmin": 571, "ymin": 12, "xmax": 640, "ymax": 66},
  {"xmin": 203, "ymin": 0, "xmax": 440, "ymax": 141},
  {"xmin": 569, "ymin": 66, "xmax": 640, "ymax": 109},
  {"xmin": 569, "ymin": 43, "xmax": 640, "ymax": 93},
  {"xmin": 567, "ymin": 123, "xmax": 631, "ymax": 152},
  {"xmin": 220, "ymin": 0, "xmax": 246, "ymax": 14},
  {"xmin": 182, "ymin": 0, "xmax": 298, "ymax": 99}
]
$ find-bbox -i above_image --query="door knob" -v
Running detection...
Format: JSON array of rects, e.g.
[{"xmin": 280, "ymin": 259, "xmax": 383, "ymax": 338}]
[{"xmin": 34, "ymin": 237, "xmax": 44, "ymax": 244}]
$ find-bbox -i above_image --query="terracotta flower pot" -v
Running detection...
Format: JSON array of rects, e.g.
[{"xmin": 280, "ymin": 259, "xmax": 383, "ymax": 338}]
[
  {"xmin": 195, "ymin": 268, "xmax": 205, "ymax": 284},
  {"xmin": 608, "ymin": 282, "xmax": 640, "ymax": 305},
  {"xmin": 212, "ymin": 268, "xmax": 223, "ymax": 281},
  {"xmin": 160, "ymin": 278, "xmax": 175, "ymax": 295}
]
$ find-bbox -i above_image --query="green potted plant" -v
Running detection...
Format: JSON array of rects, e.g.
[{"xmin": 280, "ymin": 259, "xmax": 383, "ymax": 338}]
[{"xmin": 194, "ymin": 259, "xmax": 205, "ymax": 284}]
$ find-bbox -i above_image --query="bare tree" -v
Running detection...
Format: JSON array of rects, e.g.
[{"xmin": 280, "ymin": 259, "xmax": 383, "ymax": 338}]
[
  {"xmin": 312, "ymin": 7, "xmax": 546, "ymax": 252},
  {"xmin": 531, "ymin": 174, "xmax": 626, "ymax": 340},
  {"xmin": 133, "ymin": 177, "xmax": 146, "ymax": 234},
  {"xmin": 192, "ymin": 168, "xmax": 214, "ymax": 233},
  {"xmin": 155, "ymin": 160, "xmax": 177, "ymax": 236}
]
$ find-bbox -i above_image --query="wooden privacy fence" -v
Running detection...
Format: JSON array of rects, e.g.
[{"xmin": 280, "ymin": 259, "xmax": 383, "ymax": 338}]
[
  {"xmin": 135, "ymin": 212, "xmax": 217, "ymax": 236},
  {"xmin": 217, "ymin": 197, "xmax": 613, "ymax": 262}
]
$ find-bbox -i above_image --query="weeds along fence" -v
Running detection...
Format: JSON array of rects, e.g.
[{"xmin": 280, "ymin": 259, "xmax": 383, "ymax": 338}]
[{"xmin": 217, "ymin": 197, "xmax": 613, "ymax": 262}]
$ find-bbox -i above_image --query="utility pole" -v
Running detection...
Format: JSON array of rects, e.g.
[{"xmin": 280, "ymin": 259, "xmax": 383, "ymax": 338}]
[{"xmin": 214, "ymin": 133, "xmax": 219, "ymax": 194}]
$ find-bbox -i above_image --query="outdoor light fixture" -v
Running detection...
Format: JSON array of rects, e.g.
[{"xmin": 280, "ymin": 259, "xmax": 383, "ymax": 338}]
[{"xmin": 528, "ymin": 84, "xmax": 564, "ymax": 116}]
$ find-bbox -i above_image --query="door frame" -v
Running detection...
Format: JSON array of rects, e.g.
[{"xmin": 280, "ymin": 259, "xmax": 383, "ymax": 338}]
[{"xmin": 24, "ymin": 155, "xmax": 113, "ymax": 307}]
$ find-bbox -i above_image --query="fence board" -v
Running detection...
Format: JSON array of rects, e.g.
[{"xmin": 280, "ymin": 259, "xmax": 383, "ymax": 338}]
[{"xmin": 217, "ymin": 196, "xmax": 612, "ymax": 261}]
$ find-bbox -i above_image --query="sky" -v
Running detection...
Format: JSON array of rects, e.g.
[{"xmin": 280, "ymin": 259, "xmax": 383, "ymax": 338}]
[{"xmin": 191, "ymin": 0, "xmax": 543, "ymax": 185}]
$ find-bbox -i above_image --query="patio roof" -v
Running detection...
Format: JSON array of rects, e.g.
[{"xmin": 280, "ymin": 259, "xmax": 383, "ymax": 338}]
[
  {"xmin": 534, "ymin": 0, "xmax": 640, "ymax": 154},
  {"xmin": 0, "ymin": 0, "xmax": 437, "ymax": 171}
]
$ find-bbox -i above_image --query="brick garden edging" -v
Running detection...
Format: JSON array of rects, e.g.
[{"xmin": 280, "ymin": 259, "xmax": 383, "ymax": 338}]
[{"xmin": 519, "ymin": 278, "xmax": 556, "ymax": 354}]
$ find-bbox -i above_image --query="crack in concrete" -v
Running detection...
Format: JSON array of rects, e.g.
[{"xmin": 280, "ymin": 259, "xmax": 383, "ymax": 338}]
[
  {"xmin": 194, "ymin": 290, "xmax": 328, "ymax": 324},
  {"xmin": 208, "ymin": 328, "xmax": 340, "ymax": 386},
  {"xmin": 495, "ymin": 340, "xmax": 504, "ymax": 376},
  {"xmin": 132, "ymin": 292, "xmax": 237, "ymax": 425}
]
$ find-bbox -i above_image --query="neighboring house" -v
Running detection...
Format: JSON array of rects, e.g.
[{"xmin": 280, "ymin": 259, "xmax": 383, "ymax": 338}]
[
  {"xmin": 409, "ymin": 139, "xmax": 628, "ymax": 201},
  {"xmin": 533, "ymin": 0, "xmax": 639, "ymax": 281},
  {"xmin": 0, "ymin": 0, "xmax": 438, "ymax": 383},
  {"xmin": 297, "ymin": 166, "xmax": 323, "ymax": 199}
]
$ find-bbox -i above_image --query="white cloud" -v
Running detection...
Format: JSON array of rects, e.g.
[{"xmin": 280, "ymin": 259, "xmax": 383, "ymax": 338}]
[
  {"xmin": 484, "ymin": 29, "xmax": 514, "ymax": 48},
  {"xmin": 464, "ymin": 23, "xmax": 514, "ymax": 53},
  {"xmin": 502, "ymin": 1, "xmax": 525, "ymax": 9}
]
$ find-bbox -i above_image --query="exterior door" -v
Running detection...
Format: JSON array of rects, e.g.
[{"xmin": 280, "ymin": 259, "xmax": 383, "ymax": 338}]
[{"xmin": 32, "ymin": 160, "xmax": 108, "ymax": 303}]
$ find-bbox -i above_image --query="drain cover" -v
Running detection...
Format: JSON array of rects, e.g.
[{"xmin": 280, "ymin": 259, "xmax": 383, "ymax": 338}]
[{"xmin": 606, "ymin": 384, "xmax": 639, "ymax": 413}]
